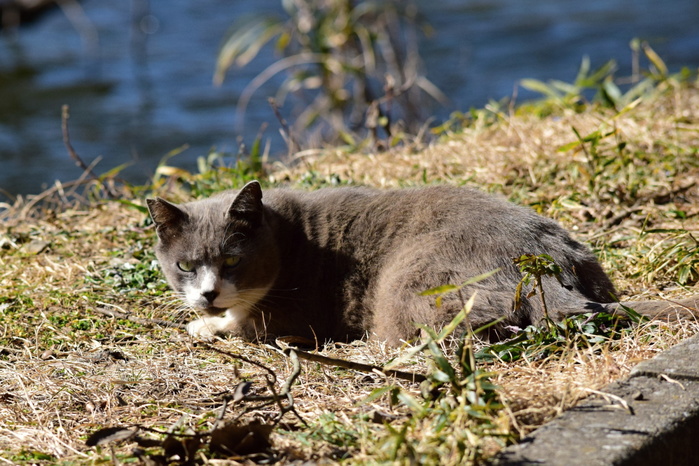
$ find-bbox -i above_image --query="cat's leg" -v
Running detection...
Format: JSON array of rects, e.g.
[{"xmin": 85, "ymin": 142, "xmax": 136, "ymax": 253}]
[
  {"xmin": 370, "ymin": 235, "xmax": 516, "ymax": 345},
  {"xmin": 371, "ymin": 281, "xmax": 516, "ymax": 345}
]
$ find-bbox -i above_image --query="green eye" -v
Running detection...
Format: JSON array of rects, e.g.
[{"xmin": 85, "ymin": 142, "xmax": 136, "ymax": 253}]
[
  {"xmin": 177, "ymin": 261, "xmax": 195, "ymax": 272},
  {"xmin": 223, "ymin": 256, "xmax": 241, "ymax": 268}
]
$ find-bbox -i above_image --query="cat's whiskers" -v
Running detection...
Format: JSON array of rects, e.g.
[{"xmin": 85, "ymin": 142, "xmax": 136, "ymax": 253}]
[
  {"xmin": 152, "ymin": 292, "xmax": 198, "ymax": 324},
  {"xmin": 145, "ymin": 293, "xmax": 184, "ymax": 314}
]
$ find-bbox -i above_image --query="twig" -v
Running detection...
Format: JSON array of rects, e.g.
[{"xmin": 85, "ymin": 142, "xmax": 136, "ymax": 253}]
[
  {"xmin": 203, "ymin": 344, "xmax": 277, "ymax": 383},
  {"xmin": 601, "ymin": 207, "xmax": 644, "ymax": 229},
  {"xmin": 277, "ymin": 349, "xmax": 307, "ymax": 426},
  {"xmin": 61, "ymin": 105, "xmax": 99, "ymax": 179},
  {"xmin": 61, "ymin": 104, "xmax": 118, "ymax": 199},
  {"xmin": 17, "ymin": 175, "xmax": 95, "ymax": 220},
  {"xmin": 581, "ymin": 387, "xmax": 634, "ymax": 415},
  {"xmin": 282, "ymin": 349, "xmax": 303, "ymax": 395},
  {"xmin": 268, "ymin": 97, "xmax": 300, "ymax": 156},
  {"xmin": 651, "ymin": 181, "xmax": 697, "ymax": 204},
  {"xmin": 204, "ymin": 344, "xmax": 307, "ymax": 426},
  {"xmin": 282, "ymin": 347, "xmax": 427, "ymax": 383},
  {"xmin": 658, "ymin": 373, "xmax": 686, "ymax": 390},
  {"xmin": 600, "ymin": 182, "xmax": 696, "ymax": 229}
]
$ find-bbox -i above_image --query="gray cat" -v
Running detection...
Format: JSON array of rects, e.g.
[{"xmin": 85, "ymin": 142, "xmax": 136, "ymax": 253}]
[{"xmin": 147, "ymin": 181, "xmax": 697, "ymax": 345}]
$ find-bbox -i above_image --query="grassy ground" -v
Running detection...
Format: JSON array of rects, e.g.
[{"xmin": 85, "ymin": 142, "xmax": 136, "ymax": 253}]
[{"xmin": 1, "ymin": 74, "xmax": 698, "ymax": 464}]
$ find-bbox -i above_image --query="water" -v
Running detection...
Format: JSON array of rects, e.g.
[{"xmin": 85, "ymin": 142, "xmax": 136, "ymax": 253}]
[{"xmin": 1, "ymin": 0, "xmax": 698, "ymax": 198}]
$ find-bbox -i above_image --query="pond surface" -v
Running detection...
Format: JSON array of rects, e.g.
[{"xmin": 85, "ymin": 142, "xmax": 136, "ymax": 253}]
[{"xmin": 1, "ymin": 0, "xmax": 698, "ymax": 197}]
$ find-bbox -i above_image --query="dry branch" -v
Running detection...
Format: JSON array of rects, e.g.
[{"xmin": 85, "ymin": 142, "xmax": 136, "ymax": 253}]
[
  {"xmin": 61, "ymin": 104, "xmax": 118, "ymax": 199},
  {"xmin": 283, "ymin": 347, "xmax": 427, "ymax": 383}
]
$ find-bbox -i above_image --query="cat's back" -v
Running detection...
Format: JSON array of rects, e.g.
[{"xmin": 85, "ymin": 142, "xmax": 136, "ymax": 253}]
[
  {"xmin": 261, "ymin": 184, "xmax": 551, "ymax": 252},
  {"xmin": 264, "ymin": 184, "xmax": 512, "ymax": 218}
]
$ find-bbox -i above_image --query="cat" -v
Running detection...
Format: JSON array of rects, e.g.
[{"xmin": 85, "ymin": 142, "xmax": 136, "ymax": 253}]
[{"xmin": 147, "ymin": 180, "xmax": 698, "ymax": 345}]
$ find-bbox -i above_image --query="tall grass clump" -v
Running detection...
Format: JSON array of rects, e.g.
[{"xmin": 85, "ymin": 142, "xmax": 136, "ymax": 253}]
[
  {"xmin": 214, "ymin": 0, "xmax": 445, "ymax": 151},
  {"xmin": 355, "ymin": 293, "xmax": 510, "ymax": 464}
]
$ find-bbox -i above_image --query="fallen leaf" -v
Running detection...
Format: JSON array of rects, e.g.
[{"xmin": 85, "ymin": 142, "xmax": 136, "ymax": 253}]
[
  {"xmin": 232, "ymin": 381, "xmax": 253, "ymax": 402},
  {"xmin": 23, "ymin": 240, "xmax": 50, "ymax": 255},
  {"xmin": 85, "ymin": 426, "xmax": 136, "ymax": 447}
]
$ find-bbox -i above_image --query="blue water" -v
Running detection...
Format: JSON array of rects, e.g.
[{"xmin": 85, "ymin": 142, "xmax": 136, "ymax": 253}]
[{"xmin": 0, "ymin": 0, "xmax": 698, "ymax": 197}]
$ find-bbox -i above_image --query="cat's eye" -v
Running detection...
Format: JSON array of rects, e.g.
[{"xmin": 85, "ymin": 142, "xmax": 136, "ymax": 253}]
[
  {"xmin": 223, "ymin": 256, "xmax": 241, "ymax": 268},
  {"xmin": 177, "ymin": 261, "xmax": 195, "ymax": 272}
]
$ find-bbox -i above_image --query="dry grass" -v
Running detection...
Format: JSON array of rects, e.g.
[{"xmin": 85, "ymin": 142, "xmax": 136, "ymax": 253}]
[
  {"xmin": 491, "ymin": 319, "xmax": 699, "ymax": 436},
  {"xmin": 1, "ymin": 80, "xmax": 698, "ymax": 464}
]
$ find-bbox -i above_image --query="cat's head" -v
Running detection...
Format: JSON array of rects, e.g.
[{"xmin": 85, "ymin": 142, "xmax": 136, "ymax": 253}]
[{"xmin": 146, "ymin": 181, "xmax": 279, "ymax": 316}]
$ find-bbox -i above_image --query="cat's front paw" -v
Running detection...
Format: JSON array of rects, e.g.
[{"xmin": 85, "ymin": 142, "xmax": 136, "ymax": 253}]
[
  {"xmin": 186, "ymin": 318, "xmax": 218, "ymax": 339},
  {"xmin": 186, "ymin": 313, "xmax": 241, "ymax": 339}
]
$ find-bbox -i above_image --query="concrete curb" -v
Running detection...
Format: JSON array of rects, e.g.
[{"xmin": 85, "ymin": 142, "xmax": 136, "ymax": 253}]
[{"xmin": 492, "ymin": 333, "xmax": 699, "ymax": 465}]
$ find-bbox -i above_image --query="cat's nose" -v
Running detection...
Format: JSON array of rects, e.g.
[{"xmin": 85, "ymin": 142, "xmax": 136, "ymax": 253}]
[{"xmin": 202, "ymin": 290, "xmax": 219, "ymax": 304}]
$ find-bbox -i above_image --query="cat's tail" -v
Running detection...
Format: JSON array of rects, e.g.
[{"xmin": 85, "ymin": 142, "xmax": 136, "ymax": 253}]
[{"xmin": 556, "ymin": 295, "xmax": 699, "ymax": 322}]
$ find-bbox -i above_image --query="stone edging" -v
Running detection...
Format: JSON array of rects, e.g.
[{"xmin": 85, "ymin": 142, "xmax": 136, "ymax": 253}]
[{"xmin": 492, "ymin": 333, "xmax": 699, "ymax": 465}]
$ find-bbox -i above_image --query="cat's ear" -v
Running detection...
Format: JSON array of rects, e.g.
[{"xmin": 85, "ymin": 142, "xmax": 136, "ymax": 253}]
[
  {"xmin": 227, "ymin": 181, "xmax": 263, "ymax": 228},
  {"xmin": 147, "ymin": 198, "xmax": 187, "ymax": 241}
]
